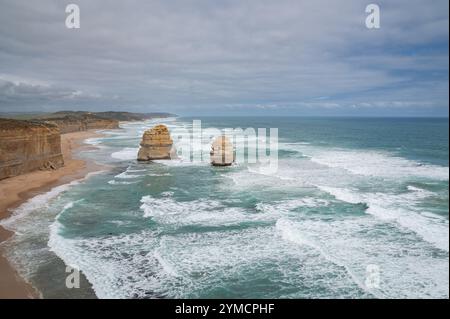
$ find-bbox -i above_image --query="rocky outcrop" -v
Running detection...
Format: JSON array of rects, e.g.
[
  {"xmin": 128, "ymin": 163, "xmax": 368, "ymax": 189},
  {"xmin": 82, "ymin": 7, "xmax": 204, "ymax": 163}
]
[
  {"xmin": 0, "ymin": 119, "xmax": 64, "ymax": 180},
  {"xmin": 137, "ymin": 125, "xmax": 174, "ymax": 161},
  {"xmin": 210, "ymin": 136, "xmax": 234, "ymax": 166}
]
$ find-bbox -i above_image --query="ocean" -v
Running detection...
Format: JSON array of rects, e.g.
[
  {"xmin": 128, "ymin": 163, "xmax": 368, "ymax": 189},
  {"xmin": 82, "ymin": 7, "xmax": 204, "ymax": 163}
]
[{"xmin": 1, "ymin": 117, "xmax": 448, "ymax": 299}]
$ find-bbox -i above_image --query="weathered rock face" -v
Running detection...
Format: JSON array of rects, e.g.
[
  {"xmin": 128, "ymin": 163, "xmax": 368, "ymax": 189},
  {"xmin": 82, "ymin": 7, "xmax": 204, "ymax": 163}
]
[
  {"xmin": 45, "ymin": 118, "xmax": 87, "ymax": 134},
  {"xmin": 210, "ymin": 136, "xmax": 234, "ymax": 166},
  {"xmin": 137, "ymin": 124, "xmax": 174, "ymax": 161},
  {"xmin": 0, "ymin": 119, "xmax": 64, "ymax": 180}
]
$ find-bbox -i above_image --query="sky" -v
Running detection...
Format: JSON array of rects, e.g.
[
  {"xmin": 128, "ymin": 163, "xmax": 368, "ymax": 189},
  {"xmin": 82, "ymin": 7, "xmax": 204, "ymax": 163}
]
[{"xmin": 0, "ymin": 0, "xmax": 448, "ymax": 116}]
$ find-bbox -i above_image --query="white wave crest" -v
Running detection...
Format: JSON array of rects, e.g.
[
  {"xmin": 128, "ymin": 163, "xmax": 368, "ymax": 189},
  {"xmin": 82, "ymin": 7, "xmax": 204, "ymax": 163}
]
[
  {"xmin": 275, "ymin": 217, "xmax": 449, "ymax": 298},
  {"xmin": 309, "ymin": 149, "xmax": 449, "ymax": 180},
  {"xmin": 318, "ymin": 186, "xmax": 449, "ymax": 252}
]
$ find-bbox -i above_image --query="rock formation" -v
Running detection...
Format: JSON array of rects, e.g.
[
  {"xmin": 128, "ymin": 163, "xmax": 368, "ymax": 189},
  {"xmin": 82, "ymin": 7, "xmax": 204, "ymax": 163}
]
[
  {"xmin": 137, "ymin": 124, "xmax": 174, "ymax": 161},
  {"xmin": 210, "ymin": 136, "xmax": 234, "ymax": 166},
  {"xmin": 0, "ymin": 119, "xmax": 64, "ymax": 180}
]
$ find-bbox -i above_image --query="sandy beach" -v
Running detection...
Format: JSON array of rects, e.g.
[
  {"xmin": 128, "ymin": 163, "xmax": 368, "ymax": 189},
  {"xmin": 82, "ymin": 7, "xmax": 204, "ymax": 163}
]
[{"xmin": 0, "ymin": 130, "xmax": 105, "ymax": 299}]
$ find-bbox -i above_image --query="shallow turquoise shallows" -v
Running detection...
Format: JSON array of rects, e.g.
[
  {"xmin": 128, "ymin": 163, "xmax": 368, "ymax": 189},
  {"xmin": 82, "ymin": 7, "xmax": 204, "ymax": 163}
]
[{"xmin": 2, "ymin": 117, "xmax": 448, "ymax": 298}]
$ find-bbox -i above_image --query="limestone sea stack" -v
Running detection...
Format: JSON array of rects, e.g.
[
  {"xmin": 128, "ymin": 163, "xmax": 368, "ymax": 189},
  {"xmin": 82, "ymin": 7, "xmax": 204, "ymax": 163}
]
[
  {"xmin": 210, "ymin": 136, "xmax": 234, "ymax": 166},
  {"xmin": 137, "ymin": 124, "xmax": 174, "ymax": 161}
]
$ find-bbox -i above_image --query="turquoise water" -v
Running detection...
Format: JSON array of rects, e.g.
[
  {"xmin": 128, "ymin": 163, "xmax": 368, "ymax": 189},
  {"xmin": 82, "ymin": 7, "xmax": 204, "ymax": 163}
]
[{"xmin": 1, "ymin": 117, "xmax": 448, "ymax": 298}]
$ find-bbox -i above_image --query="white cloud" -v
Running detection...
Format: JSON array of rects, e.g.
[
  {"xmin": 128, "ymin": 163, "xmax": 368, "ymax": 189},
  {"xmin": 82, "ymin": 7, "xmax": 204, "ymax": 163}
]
[{"xmin": 0, "ymin": 0, "xmax": 447, "ymax": 115}]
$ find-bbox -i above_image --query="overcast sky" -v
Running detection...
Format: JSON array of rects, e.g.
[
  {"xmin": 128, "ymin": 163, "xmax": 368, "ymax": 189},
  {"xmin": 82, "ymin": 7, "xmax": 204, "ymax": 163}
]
[{"xmin": 0, "ymin": 0, "xmax": 448, "ymax": 116}]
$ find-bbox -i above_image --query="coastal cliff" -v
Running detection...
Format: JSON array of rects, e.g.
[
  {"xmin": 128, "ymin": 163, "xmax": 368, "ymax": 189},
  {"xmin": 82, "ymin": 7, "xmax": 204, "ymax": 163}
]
[
  {"xmin": 43, "ymin": 114, "xmax": 119, "ymax": 134},
  {"xmin": 0, "ymin": 119, "xmax": 64, "ymax": 180},
  {"xmin": 1, "ymin": 111, "xmax": 177, "ymax": 134}
]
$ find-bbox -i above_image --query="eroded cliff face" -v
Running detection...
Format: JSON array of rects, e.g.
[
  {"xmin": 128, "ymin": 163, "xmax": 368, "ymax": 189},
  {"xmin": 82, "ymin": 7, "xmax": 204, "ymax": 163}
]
[
  {"xmin": 0, "ymin": 119, "xmax": 64, "ymax": 180},
  {"xmin": 44, "ymin": 118, "xmax": 87, "ymax": 134},
  {"xmin": 85, "ymin": 117, "xmax": 120, "ymax": 130},
  {"xmin": 44, "ymin": 115, "xmax": 119, "ymax": 134}
]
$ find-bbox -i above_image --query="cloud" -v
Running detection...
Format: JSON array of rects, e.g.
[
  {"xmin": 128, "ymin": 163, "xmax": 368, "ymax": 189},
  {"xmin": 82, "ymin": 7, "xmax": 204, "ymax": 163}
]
[
  {"xmin": 0, "ymin": 0, "xmax": 448, "ymax": 115},
  {"xmin": 0, "ymin": 76, "xmax": 117, "ymax": 107}
]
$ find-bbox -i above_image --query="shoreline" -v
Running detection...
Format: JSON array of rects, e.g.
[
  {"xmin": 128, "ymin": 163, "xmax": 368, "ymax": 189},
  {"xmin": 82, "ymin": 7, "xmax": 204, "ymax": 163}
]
[{"xmin": 0, "ymin": 130, "xmax": 107, "ymax": 299}]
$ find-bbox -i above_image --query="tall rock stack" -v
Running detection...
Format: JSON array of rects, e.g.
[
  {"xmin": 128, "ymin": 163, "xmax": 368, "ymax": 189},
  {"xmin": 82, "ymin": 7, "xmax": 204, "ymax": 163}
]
[
  {"xmin": 210, "ymin": 136, "xmax": 234, "ymax": 166},
  {"xmin": 137, "ymin": 124, "xmax": 174, "ymax": 161}
]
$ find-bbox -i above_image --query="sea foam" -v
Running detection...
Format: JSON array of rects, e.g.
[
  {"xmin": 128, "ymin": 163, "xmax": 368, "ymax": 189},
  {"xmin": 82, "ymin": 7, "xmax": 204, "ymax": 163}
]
[
  {"xmin": 318, "ymin": 186, "xmax": 449, "ymax": 252},
  {"xmin": 309, "ymin": 149, "xmax": 449, "ymax": 180},
  {"xmin": 111, "ymin": 147, "xmax": 139, "ymax": 161},
  {"xmin": 275, "ymin": 217, "xmax": 449, "ymax": 298}
]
